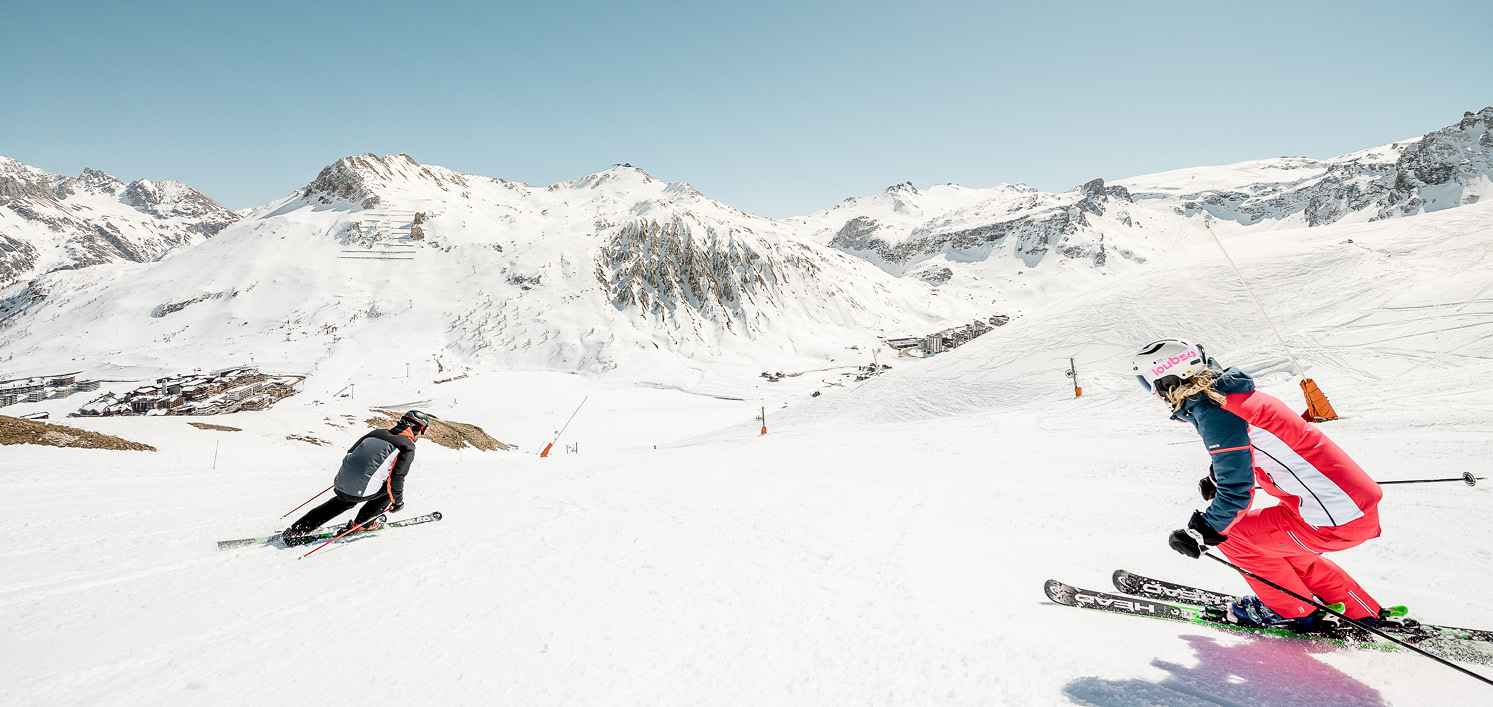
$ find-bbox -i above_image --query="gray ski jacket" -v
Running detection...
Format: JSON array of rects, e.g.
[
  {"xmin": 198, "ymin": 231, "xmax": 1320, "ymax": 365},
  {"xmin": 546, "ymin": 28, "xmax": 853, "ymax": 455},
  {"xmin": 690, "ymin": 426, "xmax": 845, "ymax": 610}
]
[{"xmin": 333, "ymin": 428, "xmax": 417, "ymax": 502}]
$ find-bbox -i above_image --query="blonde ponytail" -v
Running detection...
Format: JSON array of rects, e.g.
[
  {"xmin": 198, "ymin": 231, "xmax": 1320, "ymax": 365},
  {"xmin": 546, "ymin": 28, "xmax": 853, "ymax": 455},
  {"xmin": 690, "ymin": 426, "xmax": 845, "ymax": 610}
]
[{"xmin": 1163, "ymin": 368, "xmax": 1228, "ymax": 411}]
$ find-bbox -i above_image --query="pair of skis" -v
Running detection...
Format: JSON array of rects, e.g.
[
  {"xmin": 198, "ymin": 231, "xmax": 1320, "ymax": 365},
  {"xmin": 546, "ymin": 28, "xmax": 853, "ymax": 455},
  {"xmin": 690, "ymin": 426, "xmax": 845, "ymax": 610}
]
[
  {"xmin": 1046, "ymin": 570, "xmax": 1493, "ymax": 669},
  {"xmin": 216, "ymin": 511, "xmax": 443, "ymax": 551}
]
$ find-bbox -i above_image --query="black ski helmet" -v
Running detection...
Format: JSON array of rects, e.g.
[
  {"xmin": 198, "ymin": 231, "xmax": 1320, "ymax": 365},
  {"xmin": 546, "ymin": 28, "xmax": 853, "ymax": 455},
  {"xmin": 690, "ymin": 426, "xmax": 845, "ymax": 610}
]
[{"xmin": 400, "ymin": 410, "xmax": 431, "ymax": 434}]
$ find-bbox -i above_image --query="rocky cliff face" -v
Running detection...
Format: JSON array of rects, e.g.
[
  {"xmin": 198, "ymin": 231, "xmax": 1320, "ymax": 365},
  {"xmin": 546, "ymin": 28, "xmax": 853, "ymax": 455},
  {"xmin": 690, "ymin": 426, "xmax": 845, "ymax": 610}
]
[
  {"xmin": 0, "ymin": 156, "xmax": 239, "ymax": 287},
  {"xmin": 301, "ymin": 153, "xmax": 478, "ymax": 208},
  {"xmin": 593, "ymin": 211, "xmax": 933, "ymax": 341},
  {"xmin": 1123, "ymin": 106, "xmax": 1493, "ymax": 227},
  {"xmin": 821, "ymin": 178, "xmax": 1145, "ymax": 274}
]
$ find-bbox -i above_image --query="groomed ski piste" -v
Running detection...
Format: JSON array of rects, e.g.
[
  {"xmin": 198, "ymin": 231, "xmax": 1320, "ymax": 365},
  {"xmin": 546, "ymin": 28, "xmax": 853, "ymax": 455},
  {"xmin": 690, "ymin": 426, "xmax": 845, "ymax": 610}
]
[{"xmin": 5, "ymin": 202, "xmax": 1493, "ymax": 705}]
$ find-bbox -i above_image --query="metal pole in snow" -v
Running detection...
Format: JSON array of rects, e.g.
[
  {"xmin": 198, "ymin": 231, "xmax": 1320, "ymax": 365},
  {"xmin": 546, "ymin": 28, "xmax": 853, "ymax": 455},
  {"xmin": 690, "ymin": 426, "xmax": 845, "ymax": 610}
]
[
  {"xmin": 213, "ymin": 441, "xmax": 219, "ymax": 469},
  {"xmin": 1203, "ymin": 219, "xmax": 1304, "ymax": 377},
  {"xmin": 540, "ymin": 396, "xmax": 588, "ymax": 458}
]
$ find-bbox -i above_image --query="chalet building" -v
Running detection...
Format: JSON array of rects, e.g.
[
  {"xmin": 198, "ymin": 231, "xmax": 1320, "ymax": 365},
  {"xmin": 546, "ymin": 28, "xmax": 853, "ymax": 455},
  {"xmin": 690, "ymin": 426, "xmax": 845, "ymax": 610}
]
[
  {"xmin": 240, "ymin": 396, "xmax": 270, "ymax": 411},
  {"xmin": 1, "ymin": 379, "xmax": 45, "ymax": 396},
  {"xmin": 0, "ymin": 392, "xmax": 16, "ymax": 408}
]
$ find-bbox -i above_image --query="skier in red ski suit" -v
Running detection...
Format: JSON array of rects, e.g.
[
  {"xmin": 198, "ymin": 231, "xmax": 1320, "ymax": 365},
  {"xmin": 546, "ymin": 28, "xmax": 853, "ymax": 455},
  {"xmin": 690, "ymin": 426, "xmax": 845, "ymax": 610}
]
[{"xmin": 1132, "ymin": 339, "xmax": 1394, "ymax": 631}]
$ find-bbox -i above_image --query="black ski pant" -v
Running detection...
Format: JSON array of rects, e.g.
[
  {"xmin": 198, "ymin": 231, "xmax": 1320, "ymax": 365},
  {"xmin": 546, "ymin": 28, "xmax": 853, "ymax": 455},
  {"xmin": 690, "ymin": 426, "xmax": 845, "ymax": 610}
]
[{"xmin": 290, "ymin": 494, "xmax": 390, "ymax": 531}]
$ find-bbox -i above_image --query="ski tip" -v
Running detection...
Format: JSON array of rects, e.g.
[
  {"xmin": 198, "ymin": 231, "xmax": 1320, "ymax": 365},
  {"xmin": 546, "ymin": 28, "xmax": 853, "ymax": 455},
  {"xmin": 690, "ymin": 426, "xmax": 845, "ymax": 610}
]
[
  {"xmin": 1113, "ymin": 569, "xmax": 1135, "ymax": 589},
  {"xmin": 1044, "ymin": 579, "xmax": 1077, "ymax": 605}
]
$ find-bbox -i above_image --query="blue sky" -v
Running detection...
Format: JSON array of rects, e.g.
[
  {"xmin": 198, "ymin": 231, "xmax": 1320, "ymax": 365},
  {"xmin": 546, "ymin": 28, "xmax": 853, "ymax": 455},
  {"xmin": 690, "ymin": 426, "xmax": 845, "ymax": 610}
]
[{"xmin": 4, "ymin": 0, "xmax": 1490, "ymax": 215}]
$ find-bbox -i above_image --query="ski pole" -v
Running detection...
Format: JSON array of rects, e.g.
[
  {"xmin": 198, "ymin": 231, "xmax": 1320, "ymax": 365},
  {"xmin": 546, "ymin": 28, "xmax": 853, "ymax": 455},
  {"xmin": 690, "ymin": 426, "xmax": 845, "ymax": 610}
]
[
  {"xmin": 299, "ymin": 516, "xmax": 379, "ymax": 560},
  {"xmin": 1248, "ymin": 470, "xmax": 1481, "ymax": 492},
  {"xmin": 1378, "ymin": 472, "xmax": 1480, "ymax": 487},
  {"xmin": 540, "ymin": 395, "xmax": 588, "ymax": 458},
  {"xmin": 281, "ymin": 485, "xmax": 333, "ymax": 519},
  {"xmin": 1203, "ymin": 552, "xmax": 1493, "ymax": 688}
]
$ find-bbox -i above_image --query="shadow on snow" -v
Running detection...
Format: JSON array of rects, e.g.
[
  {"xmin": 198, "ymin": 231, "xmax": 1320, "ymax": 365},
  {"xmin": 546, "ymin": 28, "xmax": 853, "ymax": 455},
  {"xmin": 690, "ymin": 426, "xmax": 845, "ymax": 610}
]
[{"xmin": 1064, "ymin": 633, "xmax": 1386, "ymax": 707}]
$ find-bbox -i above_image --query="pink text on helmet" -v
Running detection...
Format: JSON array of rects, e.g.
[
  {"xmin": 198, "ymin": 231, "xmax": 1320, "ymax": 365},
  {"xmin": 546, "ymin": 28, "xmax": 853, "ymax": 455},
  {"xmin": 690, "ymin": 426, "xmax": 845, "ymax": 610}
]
[{"xmin": 1151, "ymin": 349, "xmax": 1199, "ymax": 378}]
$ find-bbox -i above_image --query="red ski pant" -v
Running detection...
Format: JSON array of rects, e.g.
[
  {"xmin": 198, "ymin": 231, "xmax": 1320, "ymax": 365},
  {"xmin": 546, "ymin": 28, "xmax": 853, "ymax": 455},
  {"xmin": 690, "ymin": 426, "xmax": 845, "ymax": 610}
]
[{"xmin": 1218, "ymin": 504, "xmax": 1382, "ymax": 619}]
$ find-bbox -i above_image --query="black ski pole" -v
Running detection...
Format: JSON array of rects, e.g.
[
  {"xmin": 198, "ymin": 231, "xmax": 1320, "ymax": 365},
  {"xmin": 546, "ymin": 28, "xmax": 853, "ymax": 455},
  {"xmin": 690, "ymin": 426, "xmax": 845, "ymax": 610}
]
[
  {"xmin": 1251, "ymin": 471, "xmax": 1481, "ymax": 492},
  {"xmin": 1378, "ymin": 472, "xmax": 1480, "ymax": 487},
  {"xmin": 1203, "ymin": 552, "xmax": 1493, "ymax": 688}
]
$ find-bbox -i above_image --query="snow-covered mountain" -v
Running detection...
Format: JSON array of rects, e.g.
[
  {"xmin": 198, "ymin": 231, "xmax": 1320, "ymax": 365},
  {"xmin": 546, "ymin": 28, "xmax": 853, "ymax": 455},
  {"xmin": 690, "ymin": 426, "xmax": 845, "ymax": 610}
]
[
  {"xmin": 0, "ymin": 154, "xmax": 978, "ymax": 391},
  {"xmin": 4, "ymin": 106, "xmax": 1490, "ymax": 393},
  {"xmin": 0, "ymin": 156, "xmax": 239, "ymax": 287},
  {"xmin": 1115, "ymin": 106, "xmax": 1493, "ymax": 228},
  {"xmin": 788, "ymin": 107, "xmax": 1493, "ymax": 293},
  {"xmin": 788, "ymin": 178, "xmax": 1184, "ymax": 283}
]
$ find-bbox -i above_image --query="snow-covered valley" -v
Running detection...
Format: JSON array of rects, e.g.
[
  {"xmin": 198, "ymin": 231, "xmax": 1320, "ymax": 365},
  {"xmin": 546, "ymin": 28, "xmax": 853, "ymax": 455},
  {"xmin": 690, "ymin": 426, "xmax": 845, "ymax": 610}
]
[{"xmin": 3, "ymin": 107, "xmax": 1493, "ymax": 705}]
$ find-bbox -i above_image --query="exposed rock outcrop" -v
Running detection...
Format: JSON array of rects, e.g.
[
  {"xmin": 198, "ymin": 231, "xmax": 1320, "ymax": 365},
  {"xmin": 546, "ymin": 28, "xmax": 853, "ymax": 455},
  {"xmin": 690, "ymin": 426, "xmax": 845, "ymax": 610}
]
[{"xmin": 0, "ymin": 156, "xmax": 239, "ymax": 286}]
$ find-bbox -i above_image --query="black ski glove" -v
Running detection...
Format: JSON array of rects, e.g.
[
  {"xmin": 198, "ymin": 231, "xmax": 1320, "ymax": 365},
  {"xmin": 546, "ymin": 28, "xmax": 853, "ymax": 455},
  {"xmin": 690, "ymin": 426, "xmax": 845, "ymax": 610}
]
[
  {"xmin": 1199, "ymin": 464, "xmax": 1217, "ymax": 502},
  {"xmin": 389, "ymin": 500, "xmax": 405, "ymax": 513},
  {"xmin": 1168, "ymin": 510, "xmax": 1229, "ymax": 559}
]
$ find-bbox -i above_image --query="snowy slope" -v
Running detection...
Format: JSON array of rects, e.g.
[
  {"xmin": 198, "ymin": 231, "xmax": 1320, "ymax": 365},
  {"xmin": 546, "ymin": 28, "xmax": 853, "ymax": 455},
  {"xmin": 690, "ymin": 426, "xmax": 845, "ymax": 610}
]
[
  {"xmin": 0, "ymin": 155, "xmax": 980, "ymax": 394},
  {"xmin": 785, "ymin": 199, "xmax": 1493, "ymax": 428},
  {"xmin": 0, "ymin": 156, "xmax": 239, "ymax": 287},
  {"xmin": 5, "ymin": 199, "xmax": 1493, "ymax": 705}
]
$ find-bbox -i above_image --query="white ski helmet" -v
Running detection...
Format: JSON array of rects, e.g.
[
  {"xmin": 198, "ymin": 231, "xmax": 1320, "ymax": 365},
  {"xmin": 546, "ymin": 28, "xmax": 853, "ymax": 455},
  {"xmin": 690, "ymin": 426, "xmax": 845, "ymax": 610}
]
[{"xmin": 1132, "ymin": 338, "xmax": 1209, "ymax": 393}]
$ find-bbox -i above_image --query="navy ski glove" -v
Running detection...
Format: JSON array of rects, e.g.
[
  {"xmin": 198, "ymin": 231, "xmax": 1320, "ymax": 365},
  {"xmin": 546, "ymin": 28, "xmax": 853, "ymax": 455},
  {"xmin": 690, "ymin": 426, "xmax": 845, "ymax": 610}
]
[
  {"xmin": 1199, "ymin": 464, "xmax": 1217, "ymax": 502},
  {"xmin": 1168, "ymin": 510, "xmax": 1228, "ymax": 559}
]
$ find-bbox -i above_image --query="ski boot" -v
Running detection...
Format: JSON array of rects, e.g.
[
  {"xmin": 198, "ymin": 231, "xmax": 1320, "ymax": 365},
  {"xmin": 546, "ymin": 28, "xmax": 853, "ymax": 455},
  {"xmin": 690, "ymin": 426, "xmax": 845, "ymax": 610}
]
[
  {"xmin": 341, "ymin": 518, "xmax": 383, "ymax": 535},
  {"xmin": 1373, "ymin": 605, "xmax": 1417, "ymax": 630},
  {"xmin": 1207, "ymin": 596, "xmax": 1342, "ymax": 634}
]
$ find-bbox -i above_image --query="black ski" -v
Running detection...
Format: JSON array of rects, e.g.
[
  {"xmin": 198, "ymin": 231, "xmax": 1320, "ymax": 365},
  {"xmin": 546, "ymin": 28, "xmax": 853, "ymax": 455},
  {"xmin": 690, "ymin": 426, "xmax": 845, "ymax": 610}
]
[
  {"xmin": 217, "ymin": 512, "xmax": 442, "ymax": 550},
  {"xmin": 1113, "ymin": 569, "xmax": 1493, "ymax": 645},
  {"xmin": 1045, "ymin": 578, "xmax": 1403, "ymax": 652}
]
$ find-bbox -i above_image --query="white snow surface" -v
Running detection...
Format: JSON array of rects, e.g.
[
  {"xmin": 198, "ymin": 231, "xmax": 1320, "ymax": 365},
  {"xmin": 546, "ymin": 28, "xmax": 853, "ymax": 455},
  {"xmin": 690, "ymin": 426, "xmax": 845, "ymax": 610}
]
[{"xmin": 5, "ymin": 195, "xmax": 1493, "ymax": 704}]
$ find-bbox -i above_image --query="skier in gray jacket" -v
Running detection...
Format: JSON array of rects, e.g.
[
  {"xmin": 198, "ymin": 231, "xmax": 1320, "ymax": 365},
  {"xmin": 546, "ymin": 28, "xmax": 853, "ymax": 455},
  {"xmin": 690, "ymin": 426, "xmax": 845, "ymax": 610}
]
[{"xmin": 283, "ymin": 410, "xmax": 430, "ymax": 538}]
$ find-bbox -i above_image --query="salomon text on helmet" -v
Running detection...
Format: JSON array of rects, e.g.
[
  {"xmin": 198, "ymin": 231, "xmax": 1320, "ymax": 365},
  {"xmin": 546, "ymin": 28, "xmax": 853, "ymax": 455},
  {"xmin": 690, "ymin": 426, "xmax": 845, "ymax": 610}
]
[{"xmin": 1132, "ymin": 339, "xmax": 1208, "ymax": 394}]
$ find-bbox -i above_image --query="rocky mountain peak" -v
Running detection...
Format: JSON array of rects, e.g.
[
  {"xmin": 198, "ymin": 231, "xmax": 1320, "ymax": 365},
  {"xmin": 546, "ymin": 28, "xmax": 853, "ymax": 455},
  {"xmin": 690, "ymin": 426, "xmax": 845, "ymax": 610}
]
[
  {"xmin": 73, "ymin": 168, "xmax": 124, "ymax": 195},
  {"xmin": 556, "ymin": 164, "xmax": 660, "ymax": 192},
  {"xmin": 0, "ymin": 158, "xmax": 56, "ymax": 204},
  {"xmin": 301, "ymin": 153, "xmax": 470, "ymax": 209},
  {"xmin": 0, "ymin": 158, "xmax": 241, "ymax": 286}
]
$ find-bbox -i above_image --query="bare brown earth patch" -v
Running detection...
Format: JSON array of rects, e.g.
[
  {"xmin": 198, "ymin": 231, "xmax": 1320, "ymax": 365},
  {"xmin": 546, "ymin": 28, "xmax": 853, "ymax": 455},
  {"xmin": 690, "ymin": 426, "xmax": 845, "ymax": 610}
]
[
  {"xmin": 0, "ymin": 415, "xmax": 156, "ymax": 451},
  {"xmin": 286, "ymin": 434, "xmax": 329, "ymax": 446},
  {"xmin": 365, "ymin": 409, "xmax": 510, "ymax": 451},
  {"xmin": 188, "ymin": 422, "xmax": 241, "ymax": 432}
]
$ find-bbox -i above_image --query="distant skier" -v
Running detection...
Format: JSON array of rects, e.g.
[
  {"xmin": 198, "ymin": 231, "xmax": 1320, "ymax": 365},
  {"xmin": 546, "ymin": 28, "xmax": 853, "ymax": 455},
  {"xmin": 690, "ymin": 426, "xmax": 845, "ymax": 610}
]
[
  {"xmin": 282, "ymin": 410, "xmax": 430, "ymax": 539},
  {"xmin": 1131, "ymin": 339, "xmax": 1402, "ymax": 632}
]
